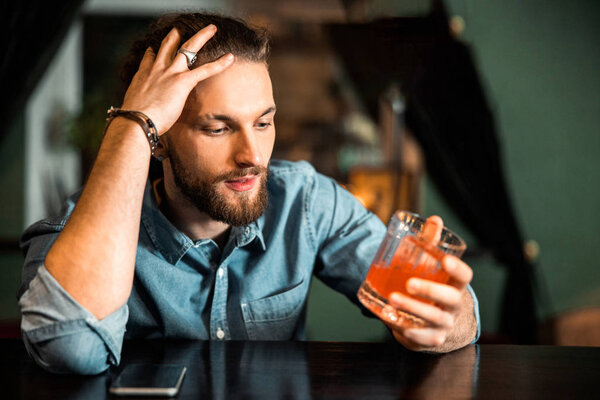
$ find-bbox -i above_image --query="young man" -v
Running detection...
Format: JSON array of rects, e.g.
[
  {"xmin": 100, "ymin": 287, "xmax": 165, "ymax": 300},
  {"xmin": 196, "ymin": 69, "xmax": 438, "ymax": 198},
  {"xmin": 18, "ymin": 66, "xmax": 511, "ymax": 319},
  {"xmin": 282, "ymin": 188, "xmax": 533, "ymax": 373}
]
[{"xmin": 18, "ymin": 13, "xmax": 479, "ymax": 374}]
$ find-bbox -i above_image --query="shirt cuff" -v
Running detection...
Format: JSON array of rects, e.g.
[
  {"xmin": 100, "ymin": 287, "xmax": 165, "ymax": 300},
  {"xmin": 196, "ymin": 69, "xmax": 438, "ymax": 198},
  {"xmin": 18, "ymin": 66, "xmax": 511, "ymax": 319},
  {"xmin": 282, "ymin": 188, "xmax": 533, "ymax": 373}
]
[
  {"xmin": 19, "ymin": 265, "xmax": 128, "ymax": 373},
  {"xmin": 466, "ymin": 284, "xmax": 481, "ymax": 343}
]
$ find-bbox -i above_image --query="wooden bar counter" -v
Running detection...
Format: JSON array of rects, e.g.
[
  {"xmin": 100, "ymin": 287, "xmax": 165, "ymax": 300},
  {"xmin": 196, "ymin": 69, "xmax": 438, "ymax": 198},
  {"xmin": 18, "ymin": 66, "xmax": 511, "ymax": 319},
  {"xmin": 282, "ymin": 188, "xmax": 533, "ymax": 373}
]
[{"xmin": 2, "ymin": 339, "xmax": 598, "ymax": 399}]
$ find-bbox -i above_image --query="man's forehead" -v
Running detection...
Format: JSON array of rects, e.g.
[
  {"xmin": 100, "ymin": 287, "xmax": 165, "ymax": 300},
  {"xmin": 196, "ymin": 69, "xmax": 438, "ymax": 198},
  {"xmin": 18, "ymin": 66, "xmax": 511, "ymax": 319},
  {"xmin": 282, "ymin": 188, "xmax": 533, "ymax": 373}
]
[
  {"xmin": 181, "ymin": 100, "xmax": 276, "ymax": 121},
  {"xmin": 184, "ymin": 60, "xmax": 274, "ymax": 118}
]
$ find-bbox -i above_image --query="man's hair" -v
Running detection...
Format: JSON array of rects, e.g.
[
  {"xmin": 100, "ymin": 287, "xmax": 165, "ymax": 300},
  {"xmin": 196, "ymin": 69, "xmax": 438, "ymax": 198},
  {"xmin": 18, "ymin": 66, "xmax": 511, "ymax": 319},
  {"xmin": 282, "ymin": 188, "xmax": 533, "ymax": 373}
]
[{"xmin": 120, "ymin": 12, "xmax": 270, "ymax": 90}]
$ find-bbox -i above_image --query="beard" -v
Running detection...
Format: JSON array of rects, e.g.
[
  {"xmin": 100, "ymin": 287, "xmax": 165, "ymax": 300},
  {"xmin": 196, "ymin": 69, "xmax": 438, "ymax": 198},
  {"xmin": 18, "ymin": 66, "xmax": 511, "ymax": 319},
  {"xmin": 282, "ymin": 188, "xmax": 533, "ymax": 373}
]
[{"xmin": 168, "ymin": 149, "xmax": 269, "ymax": 227}]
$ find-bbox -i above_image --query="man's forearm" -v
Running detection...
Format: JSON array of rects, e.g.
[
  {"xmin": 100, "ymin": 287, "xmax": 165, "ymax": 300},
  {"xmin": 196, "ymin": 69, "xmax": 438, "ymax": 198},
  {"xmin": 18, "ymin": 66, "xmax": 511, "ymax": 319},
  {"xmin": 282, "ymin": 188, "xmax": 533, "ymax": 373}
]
[{"xmin": 45, "ymin": 118, "xmax": 151, "ymax": 320}]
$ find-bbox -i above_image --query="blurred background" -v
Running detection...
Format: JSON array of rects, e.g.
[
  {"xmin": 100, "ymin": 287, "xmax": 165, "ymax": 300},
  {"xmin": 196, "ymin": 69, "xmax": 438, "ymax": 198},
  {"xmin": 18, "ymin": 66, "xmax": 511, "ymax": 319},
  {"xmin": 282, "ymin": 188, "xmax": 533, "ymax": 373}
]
[{"xmin": 1, "ymin": 0, "xmax": 599, "ymax": 345}]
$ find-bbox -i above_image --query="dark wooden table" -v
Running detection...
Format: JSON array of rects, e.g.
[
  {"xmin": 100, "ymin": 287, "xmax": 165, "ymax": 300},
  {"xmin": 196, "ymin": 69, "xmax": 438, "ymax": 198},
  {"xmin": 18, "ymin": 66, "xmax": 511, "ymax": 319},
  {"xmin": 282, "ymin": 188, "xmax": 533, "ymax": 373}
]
[{"xmin": 3, "ymin": 339, "xmax": 599, "ymax": 399}]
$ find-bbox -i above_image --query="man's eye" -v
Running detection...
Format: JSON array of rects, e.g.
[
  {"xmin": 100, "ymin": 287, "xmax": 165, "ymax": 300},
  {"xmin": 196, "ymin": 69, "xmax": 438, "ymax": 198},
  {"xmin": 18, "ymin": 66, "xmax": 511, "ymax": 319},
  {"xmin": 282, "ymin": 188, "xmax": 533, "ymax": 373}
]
[
  {"xmin": 256, "ymin": 122, "xmax": 272, "ymax": 129},
  {"xmin": 202, "ymin": 127, "xmax": 227, "ymax": 135}
]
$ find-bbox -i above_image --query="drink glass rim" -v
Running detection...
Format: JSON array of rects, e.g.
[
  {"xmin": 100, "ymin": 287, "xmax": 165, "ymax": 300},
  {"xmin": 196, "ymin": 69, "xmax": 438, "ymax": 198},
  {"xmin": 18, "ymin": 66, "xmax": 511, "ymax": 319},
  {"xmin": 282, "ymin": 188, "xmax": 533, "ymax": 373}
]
[{"xmin": 392, "ymin": 210, "xmax": 467, "ymax": 254}]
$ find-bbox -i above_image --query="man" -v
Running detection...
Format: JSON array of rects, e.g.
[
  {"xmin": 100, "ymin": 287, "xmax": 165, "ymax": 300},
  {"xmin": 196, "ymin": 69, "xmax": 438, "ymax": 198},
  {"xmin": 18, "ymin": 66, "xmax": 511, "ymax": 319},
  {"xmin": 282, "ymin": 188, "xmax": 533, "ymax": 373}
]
[{"xmin": 18, "ymin": 13, "xmax": 479, "ymax": 375}]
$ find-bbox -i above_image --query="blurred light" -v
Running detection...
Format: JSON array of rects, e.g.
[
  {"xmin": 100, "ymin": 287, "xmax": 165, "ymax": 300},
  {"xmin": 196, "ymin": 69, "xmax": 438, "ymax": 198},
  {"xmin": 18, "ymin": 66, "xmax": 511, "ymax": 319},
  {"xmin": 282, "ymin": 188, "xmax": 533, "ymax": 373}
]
[
  {"xmin": 449, "ymin": 15, "xmax": 465, "ymax": 37},
  {"xmin": 524, "ymin": 240, "xmax": 540, "ymax": 263}
]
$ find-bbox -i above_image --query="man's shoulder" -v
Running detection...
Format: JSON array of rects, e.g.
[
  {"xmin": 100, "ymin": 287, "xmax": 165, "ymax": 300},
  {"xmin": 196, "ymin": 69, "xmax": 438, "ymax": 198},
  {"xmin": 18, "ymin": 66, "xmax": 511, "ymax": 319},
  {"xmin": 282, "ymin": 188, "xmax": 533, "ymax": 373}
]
[
  {"xmin": 268, "ymin": 159, "xmax": 317, "ymax": 179},
  {"xmin": 264, "ymin": 160, "xmax": 319, "ymax": 210},
  {"xmin": 267, "ymin": 159, "xmax": 326, "ymax": 194},
  {"xmin": 267, "ymin": 159, "xmax": 345, "ymax": 195}
]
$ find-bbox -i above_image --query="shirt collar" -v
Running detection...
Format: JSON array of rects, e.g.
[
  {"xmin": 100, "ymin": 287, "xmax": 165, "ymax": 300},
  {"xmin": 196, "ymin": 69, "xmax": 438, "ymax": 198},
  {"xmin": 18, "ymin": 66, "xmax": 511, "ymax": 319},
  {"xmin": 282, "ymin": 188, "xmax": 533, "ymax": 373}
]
[
  {"xmin": 231, "ymin": 220, "xmax": 266, "ymax": 251},
  {"xmin": 141, "ymin": 179, "xmax": 266, "ymax": 265}
]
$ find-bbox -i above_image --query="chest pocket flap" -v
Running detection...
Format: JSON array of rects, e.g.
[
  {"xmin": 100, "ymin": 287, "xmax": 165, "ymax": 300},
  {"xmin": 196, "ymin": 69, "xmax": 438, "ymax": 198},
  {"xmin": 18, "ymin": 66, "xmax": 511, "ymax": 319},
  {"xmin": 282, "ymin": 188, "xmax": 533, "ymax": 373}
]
[{"xmin": 241, "ymin": 278, "xmax": 307, "ymax": 340}]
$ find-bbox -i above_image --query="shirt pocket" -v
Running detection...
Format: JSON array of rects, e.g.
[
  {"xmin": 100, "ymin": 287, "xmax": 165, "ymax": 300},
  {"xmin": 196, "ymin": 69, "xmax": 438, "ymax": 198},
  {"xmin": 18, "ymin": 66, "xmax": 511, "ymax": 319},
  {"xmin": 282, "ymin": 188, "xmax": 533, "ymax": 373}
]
[{"xmin": 241, "ymin": 278, "xmax": 307, "ymax": 340}]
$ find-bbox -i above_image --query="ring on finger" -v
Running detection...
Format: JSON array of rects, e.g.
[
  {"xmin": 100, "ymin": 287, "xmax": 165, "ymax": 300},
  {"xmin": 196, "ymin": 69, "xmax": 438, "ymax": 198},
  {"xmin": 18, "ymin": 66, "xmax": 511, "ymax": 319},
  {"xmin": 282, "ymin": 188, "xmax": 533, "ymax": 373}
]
[{"xmin": 177, "ymin": 48, "xmax": 198, "ymax": 69}]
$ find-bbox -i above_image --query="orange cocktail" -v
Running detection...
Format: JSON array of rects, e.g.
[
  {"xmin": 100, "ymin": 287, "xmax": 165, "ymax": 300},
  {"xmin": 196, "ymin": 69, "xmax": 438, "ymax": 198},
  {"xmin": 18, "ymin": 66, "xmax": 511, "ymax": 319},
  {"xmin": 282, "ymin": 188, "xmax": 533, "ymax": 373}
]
[
  {"xmin": 365, "ymin": 235, "xmax": 450, "ymax": 301},
  {"xmin": 357, "ymin": 211, "xmax": 466, "ymax": 327}
]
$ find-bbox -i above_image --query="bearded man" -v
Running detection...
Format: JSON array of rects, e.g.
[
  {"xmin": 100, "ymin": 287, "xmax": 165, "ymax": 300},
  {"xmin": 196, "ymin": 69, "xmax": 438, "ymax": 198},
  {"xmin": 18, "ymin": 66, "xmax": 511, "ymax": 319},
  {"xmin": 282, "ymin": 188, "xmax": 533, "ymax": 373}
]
[{"xmin": 18, "ymin": 12, "xmax": 480, "ymax": 374}]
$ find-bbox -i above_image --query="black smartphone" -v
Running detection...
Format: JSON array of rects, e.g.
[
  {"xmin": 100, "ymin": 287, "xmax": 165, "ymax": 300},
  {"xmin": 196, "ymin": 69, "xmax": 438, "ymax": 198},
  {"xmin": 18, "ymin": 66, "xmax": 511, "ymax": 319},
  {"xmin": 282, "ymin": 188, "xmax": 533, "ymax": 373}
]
[{"xmin": 109, "ymin": 363, "xmax": 187, "ymax": 397}]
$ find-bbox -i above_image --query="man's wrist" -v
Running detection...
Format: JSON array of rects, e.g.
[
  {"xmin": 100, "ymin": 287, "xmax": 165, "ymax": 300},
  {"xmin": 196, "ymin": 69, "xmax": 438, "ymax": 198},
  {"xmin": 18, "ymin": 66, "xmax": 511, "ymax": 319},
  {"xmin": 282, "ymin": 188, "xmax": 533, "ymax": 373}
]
[
  {"xmin": 104, "ymin": 107, "xmax": 160, "ymax": 155},
  {"xmin": 102, "ymin": 117, "xmax": 154, "ymax": 152}
]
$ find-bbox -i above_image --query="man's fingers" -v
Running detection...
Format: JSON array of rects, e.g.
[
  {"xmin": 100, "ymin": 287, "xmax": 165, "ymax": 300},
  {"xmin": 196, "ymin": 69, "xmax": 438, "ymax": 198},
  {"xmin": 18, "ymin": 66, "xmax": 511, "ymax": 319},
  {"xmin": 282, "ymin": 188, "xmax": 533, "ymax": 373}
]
[
  {"xmin": 154, "ymin": 28, "xmax": 181, "ymax": 67},
  {"xmin": 188, "ymin": 53, "xmax": 235, "ymax": 83},
  {"xmin": 405, "ymin": 278, "xmax": 463, "ymax": 309},
  {"xmin": 443, "ymin": 256, "xmax": 473, "ymax": 289},
  {"xmin": 128, "ymin": 48, "xmax": 156, "ymax": 87},
  {"xmin": 402, "ymin": 327, "xmax": 448, "ymax": 348},
  {"xmin": 137, "ymin": 47, "xmax": 156, "ymax": 73},
  {"xmin": 390, "ymin": 292, "xmax": 456, "ymax": 329},
  {"xmin": 420, "ymin": 215, "xmax": 443, "ymax": 244},
  {"xmin": 173, "ymin": 24, "xmax": 217, "ymax": 69}
]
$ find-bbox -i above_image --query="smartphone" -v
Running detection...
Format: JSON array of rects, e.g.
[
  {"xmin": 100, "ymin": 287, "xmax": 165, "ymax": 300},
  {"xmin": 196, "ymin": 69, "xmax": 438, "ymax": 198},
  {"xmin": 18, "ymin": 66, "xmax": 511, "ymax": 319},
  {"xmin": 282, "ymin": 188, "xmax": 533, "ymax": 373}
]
[{"xmin": 109, "ymin": 363, "xmax": 187, "ymax": 397}]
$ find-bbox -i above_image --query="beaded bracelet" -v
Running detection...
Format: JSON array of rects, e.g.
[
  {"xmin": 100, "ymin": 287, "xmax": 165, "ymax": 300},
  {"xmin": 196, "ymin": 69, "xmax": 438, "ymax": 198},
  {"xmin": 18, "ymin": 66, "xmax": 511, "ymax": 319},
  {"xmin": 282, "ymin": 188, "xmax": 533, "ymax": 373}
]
[{"xmin": 104, "ymin": 106, "xmax": 160, "ymax": 156}]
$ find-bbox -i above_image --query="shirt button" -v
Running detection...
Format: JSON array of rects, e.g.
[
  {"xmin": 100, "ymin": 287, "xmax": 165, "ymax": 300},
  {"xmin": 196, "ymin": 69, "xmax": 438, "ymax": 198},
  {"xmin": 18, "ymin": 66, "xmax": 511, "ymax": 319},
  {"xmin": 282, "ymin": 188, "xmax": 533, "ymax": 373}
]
[
  {"xmin": 217, "ymin": 268, "xmax": 224, "ymax": 278},
  {"xmin": 216, "ymin": 328, "xmax": 225, "ymax": 340},
  {"xmin": 245, "ymin": 227, "xmax": 250, "ymax": 235}
]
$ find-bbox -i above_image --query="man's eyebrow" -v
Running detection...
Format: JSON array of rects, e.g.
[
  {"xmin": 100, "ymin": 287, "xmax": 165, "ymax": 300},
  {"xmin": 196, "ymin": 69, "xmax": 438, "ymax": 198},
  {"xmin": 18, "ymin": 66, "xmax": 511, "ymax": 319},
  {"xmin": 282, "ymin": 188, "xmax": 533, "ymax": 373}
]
[
  {"xmin": 259, "ymin": 106, "xmax": 277, "ymax": 118},
  {"xmin": 201, "ymin": 106, "xmax": 276, "ymax": 122},
  {"xmin": 201, "ymin": 113, "xmax": 233, "ymax": 122}
]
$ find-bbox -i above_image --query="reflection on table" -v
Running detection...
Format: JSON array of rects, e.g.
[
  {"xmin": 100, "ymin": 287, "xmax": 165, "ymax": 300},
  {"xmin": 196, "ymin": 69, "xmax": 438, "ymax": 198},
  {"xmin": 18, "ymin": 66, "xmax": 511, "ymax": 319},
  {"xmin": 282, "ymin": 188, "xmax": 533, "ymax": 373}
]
[{"xmin": 3, "ymin": 339, "xmax": 599, "ymax": 399}]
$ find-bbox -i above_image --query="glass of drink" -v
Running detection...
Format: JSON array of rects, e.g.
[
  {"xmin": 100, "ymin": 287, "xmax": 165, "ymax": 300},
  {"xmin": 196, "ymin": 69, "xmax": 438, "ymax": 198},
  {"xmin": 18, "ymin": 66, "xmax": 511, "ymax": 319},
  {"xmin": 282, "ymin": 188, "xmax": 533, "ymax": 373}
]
[{"xmin": 357, "ymin": 210, "xmax": 466, "ymax": 328}]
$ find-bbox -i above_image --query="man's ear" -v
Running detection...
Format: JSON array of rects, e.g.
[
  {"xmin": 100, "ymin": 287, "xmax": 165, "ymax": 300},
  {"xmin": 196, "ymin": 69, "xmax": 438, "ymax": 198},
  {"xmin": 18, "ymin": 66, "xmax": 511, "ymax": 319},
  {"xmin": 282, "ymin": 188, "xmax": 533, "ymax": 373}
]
[{"xmin": 152, "ymin": 134, "xmax": 169, "ymax": 161}]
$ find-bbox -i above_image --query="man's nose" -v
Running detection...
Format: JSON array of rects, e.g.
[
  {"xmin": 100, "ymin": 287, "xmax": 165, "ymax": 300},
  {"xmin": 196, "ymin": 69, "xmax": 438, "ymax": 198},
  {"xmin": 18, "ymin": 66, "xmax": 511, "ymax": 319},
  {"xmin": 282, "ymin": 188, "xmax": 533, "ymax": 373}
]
[{"xmin": 233, "ymin": 127, "xmax": 262, "ymax": 168}]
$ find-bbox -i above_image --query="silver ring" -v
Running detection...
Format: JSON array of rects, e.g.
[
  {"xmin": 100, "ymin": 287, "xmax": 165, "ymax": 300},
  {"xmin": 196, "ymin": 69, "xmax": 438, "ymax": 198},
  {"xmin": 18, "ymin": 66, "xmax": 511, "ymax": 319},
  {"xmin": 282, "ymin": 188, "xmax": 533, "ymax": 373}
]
[{"xmin": 177, "ymin": 48, "xmax": 198, "ymax": 69}]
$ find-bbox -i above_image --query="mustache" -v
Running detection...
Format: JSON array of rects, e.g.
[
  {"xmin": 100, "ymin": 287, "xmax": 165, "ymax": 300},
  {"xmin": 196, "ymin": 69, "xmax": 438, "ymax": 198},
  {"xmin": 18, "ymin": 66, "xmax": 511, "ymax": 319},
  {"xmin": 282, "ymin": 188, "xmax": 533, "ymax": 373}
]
[{"xmin": 212, "ymin": 165, "xmax": 268, "ymax": 183}]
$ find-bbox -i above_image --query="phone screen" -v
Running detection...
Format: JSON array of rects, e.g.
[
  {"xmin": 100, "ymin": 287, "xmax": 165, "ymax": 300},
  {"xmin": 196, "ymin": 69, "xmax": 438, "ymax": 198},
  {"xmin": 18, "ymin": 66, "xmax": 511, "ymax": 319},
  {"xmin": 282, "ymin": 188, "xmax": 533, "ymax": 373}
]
[{"xmin": 109, "ymin": 364, "xmax": 186, "ymax": 397}]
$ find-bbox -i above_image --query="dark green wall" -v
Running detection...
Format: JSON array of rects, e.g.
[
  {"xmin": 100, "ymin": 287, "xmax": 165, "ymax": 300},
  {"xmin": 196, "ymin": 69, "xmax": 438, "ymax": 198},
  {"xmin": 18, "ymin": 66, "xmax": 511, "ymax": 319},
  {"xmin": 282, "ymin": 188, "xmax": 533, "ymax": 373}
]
[{"xmin": 426, "ymin": 0, "xmax": 600, "ymax": 331}]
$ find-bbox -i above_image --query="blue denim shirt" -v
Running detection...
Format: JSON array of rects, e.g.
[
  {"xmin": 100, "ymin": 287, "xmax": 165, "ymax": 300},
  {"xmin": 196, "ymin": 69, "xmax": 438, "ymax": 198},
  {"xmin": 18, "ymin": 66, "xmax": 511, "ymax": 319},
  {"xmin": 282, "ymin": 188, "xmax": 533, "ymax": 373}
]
[{"xmin": 18, "ymin": 160, "xmax": 480, "ymax": 374}]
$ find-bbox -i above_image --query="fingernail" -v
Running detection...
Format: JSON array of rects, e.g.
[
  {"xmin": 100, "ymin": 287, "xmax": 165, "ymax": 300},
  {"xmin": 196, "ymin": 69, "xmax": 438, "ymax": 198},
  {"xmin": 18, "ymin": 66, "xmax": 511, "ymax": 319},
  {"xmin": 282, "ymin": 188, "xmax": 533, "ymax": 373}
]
[
  {"xmin": 390, "ymin": 293, "xmax": 400, "ymax": 303},
  {"xmin": 207, "ymin": 24, "xmax": 216, "ymax": 32},
  {"xmin": 407, "ymin": 279, "xmax": 420, "ymax": 294},
  {"xmin": 444, "ymin": 256, "xmax": 456, "ymax": 272},
  {"xmin": 225, "ymin": 53, "xmax": 234, "ymax": 62}
]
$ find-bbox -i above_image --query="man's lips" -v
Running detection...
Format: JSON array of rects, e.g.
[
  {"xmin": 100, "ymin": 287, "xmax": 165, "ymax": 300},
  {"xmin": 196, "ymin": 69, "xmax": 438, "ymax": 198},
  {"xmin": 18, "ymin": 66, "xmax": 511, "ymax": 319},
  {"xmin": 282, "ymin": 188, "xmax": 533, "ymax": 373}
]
[{"xmin": 224, "ymin": 175, "xmax": 259, "ymax": 192}]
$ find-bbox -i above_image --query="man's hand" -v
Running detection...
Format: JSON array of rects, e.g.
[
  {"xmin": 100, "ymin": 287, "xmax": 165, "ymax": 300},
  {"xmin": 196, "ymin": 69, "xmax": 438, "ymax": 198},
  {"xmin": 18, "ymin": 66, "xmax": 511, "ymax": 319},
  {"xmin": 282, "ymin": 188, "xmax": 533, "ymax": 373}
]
[
  {"xmin": 122, "ymin": 24, "xmax": 234, "ymax": 135},
  {"xmin": 385, "ymin": 216, "xmax": 477, "ymax": 353}
]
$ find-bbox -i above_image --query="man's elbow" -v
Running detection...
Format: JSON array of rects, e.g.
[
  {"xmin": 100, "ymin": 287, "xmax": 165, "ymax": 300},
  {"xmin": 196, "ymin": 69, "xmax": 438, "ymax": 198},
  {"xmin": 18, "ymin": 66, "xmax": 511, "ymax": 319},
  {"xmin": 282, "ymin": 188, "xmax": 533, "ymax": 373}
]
[{"xmin": 23, "ymin": 331, "xmax": 113, "ymax": 375}]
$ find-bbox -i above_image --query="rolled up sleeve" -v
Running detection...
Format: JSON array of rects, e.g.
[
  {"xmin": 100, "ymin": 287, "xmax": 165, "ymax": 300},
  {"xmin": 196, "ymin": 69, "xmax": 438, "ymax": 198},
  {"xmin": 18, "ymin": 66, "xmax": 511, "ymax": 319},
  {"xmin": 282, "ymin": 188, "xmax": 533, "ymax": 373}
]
[
  {"xmin": 466, "ymin": 284, "xmax": 481, "ymax": 343},
  {"xmin": 19, "ymin": 265, "xmax": 128, "ymax": 375}
]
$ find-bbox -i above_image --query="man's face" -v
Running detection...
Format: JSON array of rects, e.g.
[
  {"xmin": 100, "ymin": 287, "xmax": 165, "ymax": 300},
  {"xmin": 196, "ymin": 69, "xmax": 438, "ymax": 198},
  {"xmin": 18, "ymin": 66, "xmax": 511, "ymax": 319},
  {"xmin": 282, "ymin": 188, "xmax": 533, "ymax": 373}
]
[{"xmin": 162, "ymin": 61, "xmax": 276, "ymax": 226}]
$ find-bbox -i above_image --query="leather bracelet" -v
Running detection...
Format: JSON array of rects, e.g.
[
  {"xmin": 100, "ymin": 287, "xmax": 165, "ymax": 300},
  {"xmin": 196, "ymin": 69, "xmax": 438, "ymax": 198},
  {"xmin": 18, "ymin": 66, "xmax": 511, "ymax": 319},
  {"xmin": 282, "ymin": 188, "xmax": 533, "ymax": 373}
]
[{"xmin": 104, "ymin": 106, "xmax": 160, "ymax": 156}]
